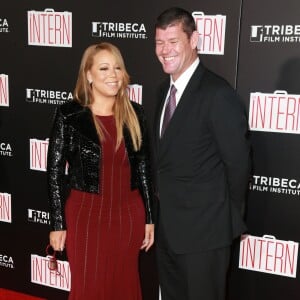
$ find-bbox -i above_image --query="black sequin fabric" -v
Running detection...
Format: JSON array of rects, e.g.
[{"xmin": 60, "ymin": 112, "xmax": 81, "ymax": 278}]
[{"xmin": 47, "ymin": 100, "xmax": 154, "ymax": 230}]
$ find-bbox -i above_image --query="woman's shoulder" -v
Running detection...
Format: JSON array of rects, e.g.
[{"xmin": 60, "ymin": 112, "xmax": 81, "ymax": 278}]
[{"xmin": 57, "ymin": 100, "xmax": 85, "ymax": 116}]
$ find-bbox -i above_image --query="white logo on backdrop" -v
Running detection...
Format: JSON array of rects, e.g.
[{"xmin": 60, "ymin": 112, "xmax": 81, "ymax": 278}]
[
  {"xmin": 0, "ymin": 18, "xmax": 9, "ymax": 33},
  {"xmin": 0, "ymin": 74, "xmax": 9, "ymax": 107},
  {"xmin": 31, "ymin": 254, "xmax": 71, "ymax": 291},
  {"xmin": 239, "ymin": 234, "xmax": 298, "ymax": 278},
  {"xmin": 0, "ymin": 253, "xmax": 14, "ymax": 269},
  {"xmin": 127, "ymin": 84, "xmax": 143, "ymax": 104},
  {"xmin": 28, "ymin": 9, "xmax": 72, "ymax": 47},
  {"xmin": 30, "ymin": 139, "xmax": 49, "ymax": 172},
  {"xmin": 0, "ymin": 193, "xmax": 12, "ymax": 223},
  {"xmin": 250, "ymin": 25, "xmax": 300, "ymax": 43},
  {"xmin": 192, "ymin": 12, "xmax": 226, "ymax": 55},
  {"xmin": 92, "ymin": 21, "xmax": 147, "ymax": 39},
  {"xmin": 249, "ymin": 175, "xmax": 300, "ymax": 196},
  {"xmin": 28, "ymin": 209, "xmax": 50, "ymax": 225},
  {"xmin": 249, "ymin": 90, "xmax": 300, "ymax": 134},
  {"xmin": 26, "ymin": 88, "xmax": 73, "ymax": 105},
  {"xmin": 0, "ymin": 142, "xmax": 12, "ymax": 157}
]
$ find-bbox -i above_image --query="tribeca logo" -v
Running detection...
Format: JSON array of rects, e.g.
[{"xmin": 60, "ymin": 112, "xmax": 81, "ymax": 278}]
[
  {"xmin": 249, "ymin": 175, "xmax": 300, "ymax": 196},
  {"xmin": 0, "ymin": 142, "xmax": 12, "ymax": 157},
  {"xmin": 0, "ymin": 74, "xmax": 9, "ymax": 107},
  {"xmin": 250, "ymin": 25, "xmax": 300, "ymax": 43},
  {"xmin": 249, "ymin": 90, "xmax": 300, "ymax": 134},
  {"xmin": 28, "ymin": 209, "xmax": 50, "ymax": 225},
  {"xmin": 31, "ymin": 254, "xmax": 71, "ymax": 291},
  {"xmin": 0, "ymin": 18, "xmax": 9, "ymax": 33},
  {"xmin": 26, "ymin": 88, "xmax": 73, "ymax": 105},
  {"xmin": 0, "ymin": 193, "xmax": 12, "ymax": 223},
  {"xmin": 192, "ymin": 12, "xmax": 226, "ymax": 55},
  {"xmin": 30, "ymin": 139, "xmax": 49, "ymax": 172},
  {"xmin": 92, "ymin": 21, "xmax": 147, "ymax": 39},
  {"xmin": 127, "ymin": 84, "xmax": 142, "ymax": 104},
  {"xmin": 0, "ymin": 253, "xmax": 14, "ymax": 269},
  {"xmin": 28, "ymin": 9, "xmax": 72, "ymax": 47}
]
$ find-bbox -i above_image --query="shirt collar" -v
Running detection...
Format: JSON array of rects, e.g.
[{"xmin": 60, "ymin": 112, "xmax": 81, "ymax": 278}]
[{"xmin": 170, "ymin": 57, "xmax": 200, "ymax": 100}]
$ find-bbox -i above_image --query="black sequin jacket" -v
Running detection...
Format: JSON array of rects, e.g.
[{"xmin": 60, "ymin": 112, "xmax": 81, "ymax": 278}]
[{"xmin": 47, "ymin": 100, "xmax": 154, "ymax": 231}]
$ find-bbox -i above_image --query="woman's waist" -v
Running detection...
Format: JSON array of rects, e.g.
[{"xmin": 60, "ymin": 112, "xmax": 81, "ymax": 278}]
[{"xmin": 68, "ymin": 188, "xmax": 142, "ymax": 208}]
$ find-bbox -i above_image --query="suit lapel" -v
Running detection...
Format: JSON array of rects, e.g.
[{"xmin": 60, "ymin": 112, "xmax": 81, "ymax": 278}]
[{"xmin": 154, "ymin": 79, "xmax": 170, "ymax": 151}]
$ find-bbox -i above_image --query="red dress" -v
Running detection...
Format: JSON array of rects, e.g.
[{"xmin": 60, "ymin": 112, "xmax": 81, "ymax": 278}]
[{"xmin": 65, "ymin": 115, "xmax": 145, "ymax": 300}]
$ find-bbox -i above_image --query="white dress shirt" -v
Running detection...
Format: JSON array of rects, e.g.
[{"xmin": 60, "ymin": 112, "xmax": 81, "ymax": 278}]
[{"xmin": 159, "ymin": 57, "xmax": 200, "ymax": 136}]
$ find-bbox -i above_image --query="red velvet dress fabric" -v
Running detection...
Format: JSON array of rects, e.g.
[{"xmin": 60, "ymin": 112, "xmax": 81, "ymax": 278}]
[{"xmin": 65, "ymin": 115, "xmax": 145, "ymax": 300}]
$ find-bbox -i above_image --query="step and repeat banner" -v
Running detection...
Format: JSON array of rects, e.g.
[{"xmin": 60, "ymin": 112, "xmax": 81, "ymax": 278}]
[
  {"xmin": 1, "ymin": 0, "xmax": 300, "ymax": 299},
  {"xmin": 228, "ymin": 0, "xmax": 300, "ymax": 299}
]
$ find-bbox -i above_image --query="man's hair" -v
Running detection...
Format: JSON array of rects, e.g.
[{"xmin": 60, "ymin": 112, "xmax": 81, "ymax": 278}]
[{"xmin": 155, "ymin": 7, "xmax": 196, "ymax": 38}]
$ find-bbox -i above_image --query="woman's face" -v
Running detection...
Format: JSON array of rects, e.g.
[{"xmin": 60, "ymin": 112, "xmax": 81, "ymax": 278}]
[{"xmin": 87, "ymin": 49, "xmax": 123, "ymax": 99}]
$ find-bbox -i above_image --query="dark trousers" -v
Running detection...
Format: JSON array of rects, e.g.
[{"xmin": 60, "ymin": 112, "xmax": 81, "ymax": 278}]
[{"xmin": 156, "ymin": 226, "xmax": 230, "ymax": 300}]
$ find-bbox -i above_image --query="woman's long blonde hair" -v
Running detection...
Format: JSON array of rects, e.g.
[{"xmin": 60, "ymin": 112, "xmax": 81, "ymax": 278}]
[{"xmin": 73, "ymin": 42, "xmax": 142, "ymax": 151}]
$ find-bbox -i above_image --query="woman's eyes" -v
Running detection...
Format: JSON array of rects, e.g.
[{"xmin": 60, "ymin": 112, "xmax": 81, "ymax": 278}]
[{"xmin": 99, "ymin": 66, "xmax": 121, "ymax": 71}]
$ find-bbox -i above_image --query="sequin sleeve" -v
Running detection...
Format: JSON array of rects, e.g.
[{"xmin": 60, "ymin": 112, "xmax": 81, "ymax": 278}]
[{"xmin": 47, "ymin": 107, "xmax": 68, "ymax": 231}]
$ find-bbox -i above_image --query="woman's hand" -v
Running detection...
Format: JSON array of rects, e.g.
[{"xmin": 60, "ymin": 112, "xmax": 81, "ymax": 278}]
[
  {"xmin": 140, "ymin": 224, "xmax": 154, "ymax": 252},
  {"xmin": 49, "ymin": 230, "xmax": 66, "ymax": 251}
]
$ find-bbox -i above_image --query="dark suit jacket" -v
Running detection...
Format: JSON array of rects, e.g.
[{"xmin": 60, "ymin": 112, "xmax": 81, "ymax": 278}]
[{"xmin": 154, "ymin": 63, "xmax": 251, "ymax": 254}]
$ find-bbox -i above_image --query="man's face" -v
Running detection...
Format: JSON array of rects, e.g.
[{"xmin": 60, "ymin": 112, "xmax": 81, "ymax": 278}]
[{"xmin": 155, "ymin": 23, "xmax": 198, "ymax": 81}]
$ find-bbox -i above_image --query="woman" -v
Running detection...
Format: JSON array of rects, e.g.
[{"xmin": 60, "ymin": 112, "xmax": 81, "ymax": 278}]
[{"xmin": 47, "ymin": 42, "xmax": 154, "ymax": 300}]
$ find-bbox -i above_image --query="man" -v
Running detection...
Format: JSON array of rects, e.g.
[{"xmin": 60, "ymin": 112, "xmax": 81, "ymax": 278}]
[{"xmin": 153, "ymin": 7, "xmax": 251, "ymax": 300}]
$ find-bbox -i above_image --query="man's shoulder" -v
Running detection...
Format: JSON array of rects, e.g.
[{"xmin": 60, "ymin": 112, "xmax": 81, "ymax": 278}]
[{"xmin": 201, "ymin": 66, "xmax": 233, "ymax": 90}]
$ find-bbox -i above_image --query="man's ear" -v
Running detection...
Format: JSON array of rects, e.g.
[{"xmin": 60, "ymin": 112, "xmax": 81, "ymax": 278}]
[{"xmin": 190, "ymin": 30, "xmax": 199, "ymax": 50}]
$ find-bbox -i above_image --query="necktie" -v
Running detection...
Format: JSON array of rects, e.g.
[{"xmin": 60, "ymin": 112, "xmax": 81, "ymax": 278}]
[{"xmin": 161, "ymin": 84, "xmax": 177, "ymax": 136}]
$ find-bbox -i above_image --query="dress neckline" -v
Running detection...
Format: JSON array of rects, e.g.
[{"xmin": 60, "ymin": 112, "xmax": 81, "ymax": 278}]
[{"xmin": 96, "ymin": 114, "xmax": 114, "ymax": 118}]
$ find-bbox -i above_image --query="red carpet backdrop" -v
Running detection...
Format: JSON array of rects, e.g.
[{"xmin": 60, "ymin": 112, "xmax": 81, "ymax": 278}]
[{"xmin": 1, "ymin": 0, "xmax": 300, "ymax": 299}]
